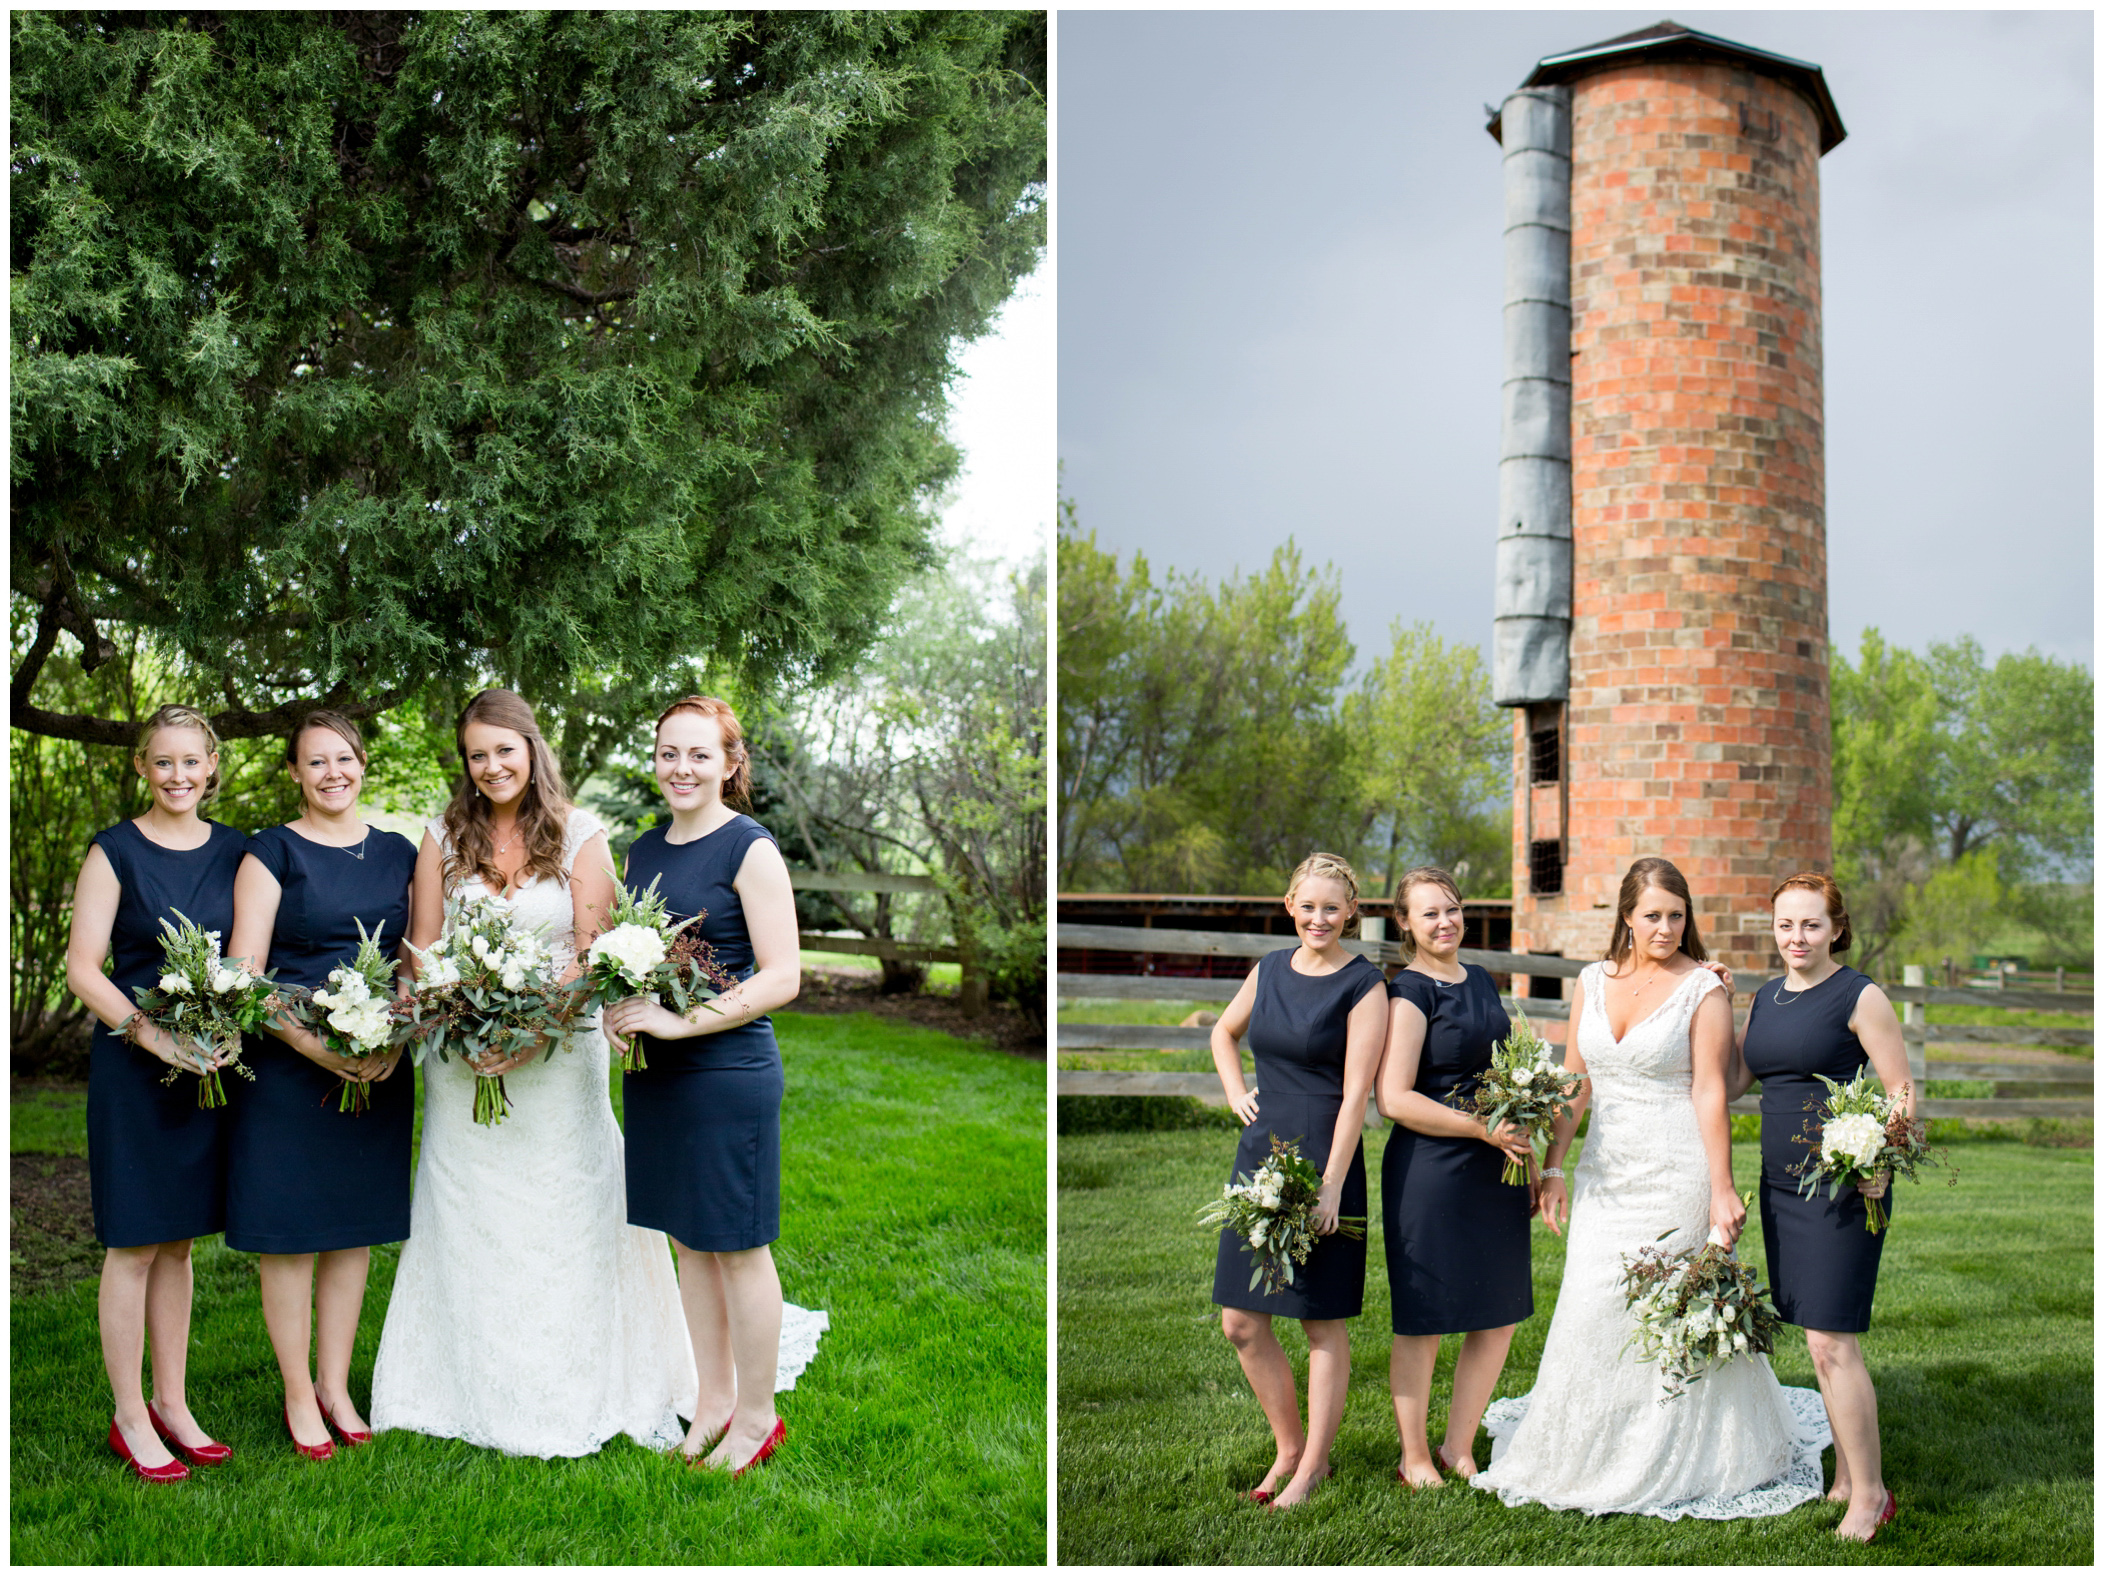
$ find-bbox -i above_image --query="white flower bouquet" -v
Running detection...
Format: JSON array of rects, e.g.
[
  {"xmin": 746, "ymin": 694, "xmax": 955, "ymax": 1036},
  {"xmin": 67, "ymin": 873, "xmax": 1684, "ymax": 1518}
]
[
  {"xmin": 1790, "ymin": 1064, "xmax": 1952, "ymax": 1233},
  {"xmin": 396, "ymin": 894, "xmax": 577, "ymax": 1127},
  {"xmin": 281, "ymin": 918, "xmax": 399, "ymax": 1113},
  {"xmin": 1443, "ymin": 1010, "xmax": 1587, "ymax": 1184},
  {"xmin": 1619, "ymin": 1227, "xmax": 1784, "ymax": 1402},
  {"xmin": 578, "ymin": 877, "xmax": 736, "ymax": 1072},
  {"xmin": 124, "ymin": 910, "xmax": 280, "ymax": 1108},
  {"xmin": 1198, "ymin": 1134, "xmax": 1366, "ymax": 1296}
]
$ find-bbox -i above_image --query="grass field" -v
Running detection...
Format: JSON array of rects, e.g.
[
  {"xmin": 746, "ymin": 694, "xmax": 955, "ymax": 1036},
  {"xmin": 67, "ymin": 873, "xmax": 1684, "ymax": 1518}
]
[
  {"xmin": 1057, "ymin": 1126, "xmax": 2092, "ymax": 1565},
  {"xmin": 11, "ymin": 1011, "xmax": 1046, "ymax": 1564}
]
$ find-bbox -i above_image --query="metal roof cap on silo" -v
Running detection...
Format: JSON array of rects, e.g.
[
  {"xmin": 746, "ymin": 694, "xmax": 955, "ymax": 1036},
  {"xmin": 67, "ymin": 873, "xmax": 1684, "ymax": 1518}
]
[{"xmin": 1486, "ymin": 19, "xmax": 1847, "ymax": 154}]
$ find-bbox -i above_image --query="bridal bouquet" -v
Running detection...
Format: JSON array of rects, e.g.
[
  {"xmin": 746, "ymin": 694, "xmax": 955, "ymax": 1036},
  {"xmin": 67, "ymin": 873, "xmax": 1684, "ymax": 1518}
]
[
  {"xmin": 124, "ymin": 910, "xmax": 279, "ymax": 1108},
  {"xmin": 1443, "ymin": 1011, "xmax": 1587, "ymax": 1184},
  {"xmin": 282, "ymin": 919, "xmax": 399, "ymax": 1113},
  {"xmin": 1619, "ymin": 1227, "xmax": 1784, "ymax": 1402},
  {"xmin": 1198, "ymin": 1134, "xmax": 1366, "ymax": 1296},
  {"xmin": 578, "ymin": 877, "xmax": 737, "ymax": 1072},
  {"xmin": 1790, "ymin": 1064, "xmax": 1951, "ymax": 1234},
  {"xmin": 397, "ymin": 894, "xmax": 576, "ymax": 1127}
]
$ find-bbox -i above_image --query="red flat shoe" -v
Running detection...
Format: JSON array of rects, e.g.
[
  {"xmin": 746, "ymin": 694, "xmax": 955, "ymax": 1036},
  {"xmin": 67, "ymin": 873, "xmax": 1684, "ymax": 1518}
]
[
  {"xmin": 1248, "ymin": 1488, "xmax": 1274, "ymax": 1505},
  {"xmin": 109, "ymin": 1418, "xmax": 189, "ymax": 1483},
  {"xmin": 731, "ymin": 1416, "xmax": 787, "ymax": 1478},
  {"xmin": 284, "ymin": 1404, "xmax": 335, "ymax": 1461},
  {"xmin": 146, "ymin": 1402, "xmax": 233, "ymax": 1467}
]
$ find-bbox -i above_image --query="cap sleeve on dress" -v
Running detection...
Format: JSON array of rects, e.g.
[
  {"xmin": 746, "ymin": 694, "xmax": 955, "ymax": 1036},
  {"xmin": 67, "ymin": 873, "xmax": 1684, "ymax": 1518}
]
[
  {"xmin": 244, "ymin": 825, "xmax": 292, "ymax": 884},
  {"xmin": 423, "ymin": 816, "xmax": 450, "ymax": 854},
  {"xmin": 560, "ymin": 808, "xmax": 607, "ymax": 875},
  {"xmin": 1346, "ymin": 956, "xmax": 1386, "ymax": 1010},
  {"xmin": 1387, "ymin": 969, "xmax": 1437, "ymax": 1014}
]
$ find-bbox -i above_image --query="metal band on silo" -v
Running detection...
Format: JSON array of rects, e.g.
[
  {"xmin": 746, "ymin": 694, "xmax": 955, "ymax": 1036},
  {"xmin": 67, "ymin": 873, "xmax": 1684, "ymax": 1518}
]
[{"xmin": 1491, "ymin": 84, "xmax": 1571, "ymax": 707}]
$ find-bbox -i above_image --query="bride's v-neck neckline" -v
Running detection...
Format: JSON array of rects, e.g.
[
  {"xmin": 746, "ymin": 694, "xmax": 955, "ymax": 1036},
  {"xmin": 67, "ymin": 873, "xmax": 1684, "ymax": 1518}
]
[{"xmin": 1599, "ymin": 965, "xmax": 1702, "ymax": 1045}]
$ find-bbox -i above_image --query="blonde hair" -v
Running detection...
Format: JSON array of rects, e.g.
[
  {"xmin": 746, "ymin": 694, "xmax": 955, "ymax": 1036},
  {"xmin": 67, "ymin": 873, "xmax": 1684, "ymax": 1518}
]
[
  {"xmin": 1391, "ymin": 865, "xmax": 1464, "ymax": 963},
  {"xmin": 654, "ymin": 694, "xmax": 752, "ymax": 808},
  {"xmin": 1285, "ymin": 852, "xmax": 1360, "ymax": 936},
  {"xmin": 133, "ymin": 704, "xmax": 222, "ymax": 804}
]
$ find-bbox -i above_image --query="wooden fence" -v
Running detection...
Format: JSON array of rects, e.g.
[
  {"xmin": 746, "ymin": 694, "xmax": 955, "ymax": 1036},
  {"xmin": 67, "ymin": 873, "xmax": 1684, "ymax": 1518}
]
[
  {"xmin": 1055, "ymin": 923, "xmax": 2092, "ymax": 1121},
  {"xmin": 791, "ymin": 869, "xmax": 984, "ymax": 1011}
]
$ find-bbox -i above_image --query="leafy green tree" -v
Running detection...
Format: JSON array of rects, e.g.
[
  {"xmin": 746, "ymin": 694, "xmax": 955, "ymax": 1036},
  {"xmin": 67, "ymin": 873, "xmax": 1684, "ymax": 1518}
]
[
  {"xmin": 1923, "ymin": 637, "xmax": 2092, "ymax": 876},
  {"xmin": 1341, "ymin": 620, "xmax": 1512, "ymax": 900},
  {"xmin": 12, "ymin": 9, "xmax": 1046, "ymax": 743},
  {"xmin": 1057, "ymin": 519, "xmax": 1355, "ymax": 893},
  {"xmin": 1829, "ymin": 629, "xmax": 1943, "ymax": 970}
]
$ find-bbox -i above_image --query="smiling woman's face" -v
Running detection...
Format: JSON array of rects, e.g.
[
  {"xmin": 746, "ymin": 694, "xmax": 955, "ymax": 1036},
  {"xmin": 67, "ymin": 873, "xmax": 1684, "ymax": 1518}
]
[
  {"xmin": 1287, "ymin": 876, "xmax": 1354, "ymax": 949},
  {"xmin": 462, "ymin": 721, "xmax": 532, "ymax": 808},
  {"xmin": 290, "ymin": 725, "xmax": 364, "ymax": 816},
  {"xmin": 654, "ymin": 711, "xmax": 730, "ymax": 811},
  {"xmin": 135, "ymin": 726, "xmax": 216, "ymax": 816}
]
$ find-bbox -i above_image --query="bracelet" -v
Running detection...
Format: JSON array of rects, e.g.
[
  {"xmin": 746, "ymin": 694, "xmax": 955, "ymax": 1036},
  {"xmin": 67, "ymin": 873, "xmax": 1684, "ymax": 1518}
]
[{"xmin": 1540, "ymin": 1166, "xmax": 1564, "ymax": 1179}]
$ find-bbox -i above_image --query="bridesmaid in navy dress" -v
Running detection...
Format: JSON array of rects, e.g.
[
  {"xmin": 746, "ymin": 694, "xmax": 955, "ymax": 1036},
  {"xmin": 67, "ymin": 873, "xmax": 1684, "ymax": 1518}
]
[
  {"xmin": 1725, "ymin": 872, "xmax": 1911, "ymax": 1542},
  {"xmin": 65, "ymin": 706, "xmax": 247, "ymax": 1481},
  {"xmin": 227, "ymin": 711, "xmax": 416, "ymax": 1459},
  {"xmin": 603, "ymin": 696, "xmax": 802, "ymax": 1475},
  {"xmin": 1376, "ymin": 867, "xmax": 1535, "ymax": 1489},
  {"xmin": 1208, "ymin": 853, "xmax": 1386, "ymax": 1511}
]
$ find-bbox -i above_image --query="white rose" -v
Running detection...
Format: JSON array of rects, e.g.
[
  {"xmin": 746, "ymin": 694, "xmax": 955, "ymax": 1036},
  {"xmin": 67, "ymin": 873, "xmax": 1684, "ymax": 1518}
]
[
  {"xmin": 1250, "ymin": 1221, "xmax": 1268, "ymax": 1247},
  {"xmin": 469, "ymin": 934, "xmax": 490, "ymax": 958},
  {"xmin": 159, "ymin": 972, "xmax": 190, "ymax": 995},
  {"xmin": 591, "ymin": 923, "xmax": 668, "ymax": 981},
  {"xmin": 211, "ymin": 967, "xmax": 245, "ymax": 995},
  {"xmin": 1822, "ymin": 1112, "xmax": 1886, "ymax": 1170},
  {"xmin": 1720, "ymin": 1303, "xmax": 1736, "ymax": 1323},
  {"xmin": 1733, "ymin": 1331, "xmax": 1749, "ymax": 1350},
  {"xmin": 500, "ymin": 967, "xmax": 525, "ymax": 992},
  {"xmin": 1512, "ymin": 1067, "xmax": 1535, "ymax": 1088}
]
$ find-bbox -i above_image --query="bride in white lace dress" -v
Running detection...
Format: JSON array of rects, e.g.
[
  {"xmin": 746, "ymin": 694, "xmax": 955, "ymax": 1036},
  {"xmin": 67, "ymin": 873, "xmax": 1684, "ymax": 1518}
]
[
  {"xmin": 1472, "ymin": 859, "xmax": 1827, "ymax": 1520},
  {"xmin": 370, "ymin": 691, "xmax": 824, "ymax": 1457}
]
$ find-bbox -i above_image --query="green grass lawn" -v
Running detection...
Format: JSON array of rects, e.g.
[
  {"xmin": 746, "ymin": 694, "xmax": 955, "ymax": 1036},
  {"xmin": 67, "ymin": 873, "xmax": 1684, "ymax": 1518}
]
[
  {"xmin": 12, "ymin": 1011, "xmax": 1045, "ymax": 1564},
  {"xmin": 1058, "ymin": 1126, "xmax": 2091, "ymax": 1565}
]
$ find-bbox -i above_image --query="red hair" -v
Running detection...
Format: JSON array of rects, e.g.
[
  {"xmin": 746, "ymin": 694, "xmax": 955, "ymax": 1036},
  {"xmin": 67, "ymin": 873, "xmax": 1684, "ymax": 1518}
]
[
  {"xmin": 654, "ymin": 695, "xmax": 751, "ymax": 806},
  {"xmin": 1770, "ymin": 871, "xmax": 1853, "ymax": 955}
]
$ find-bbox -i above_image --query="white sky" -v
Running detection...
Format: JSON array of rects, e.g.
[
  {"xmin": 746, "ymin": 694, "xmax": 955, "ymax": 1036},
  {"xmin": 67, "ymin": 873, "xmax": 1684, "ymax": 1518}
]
[{"xmin": 938, "ymin": 267, "xmax": 1053, "ymax": 571}]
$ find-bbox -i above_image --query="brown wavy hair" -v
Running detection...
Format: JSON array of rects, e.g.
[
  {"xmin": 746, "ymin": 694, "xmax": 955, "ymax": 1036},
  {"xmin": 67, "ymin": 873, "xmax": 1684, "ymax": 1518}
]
[
  {"xmin": 1391, "ymin": 865, "xmax": 1464, "ymax": 963},
  {"xmin": 1605, "ymin": 857, "xmax": 1708, "ymax": 965},
  {"xmin": 654, "ymin": 695, "xmax": 752, "ymax": 807},
  {"xmin": 440, "ymin": 689, "xmax": 573, "ymax": 894},
  {"xmin": 133, "ymin": 704, "xmax": 223, "ymax": 804},
  {"xmin": 1771, "ymin": 871, "xmax": 1853, "ymax": 955}
]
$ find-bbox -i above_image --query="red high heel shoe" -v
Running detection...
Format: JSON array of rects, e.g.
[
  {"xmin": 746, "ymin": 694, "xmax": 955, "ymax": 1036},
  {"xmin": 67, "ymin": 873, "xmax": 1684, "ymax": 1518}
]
[
  {"xmin": 673, "ymin": 1413, "xmax": 735, "ymax": 1465},
  {"xmin": 284, "ymin": 1404, "xmax": 335, "ymax": 1461},
  {"xmin": 1248, "ymin": 1488, "xmax": 1275, "ymax": 1505},
  {"xmin": 1861, "ymin": 1489, "xmax": 1898, "ymax": 1545},
  {"xmin": 109, "ymin": 1418, "xmax": 190, "ymax": 1483},
  {"xmin": 731, "ymin": 1416, "xmax": 787, "ymax": 1478},
  {"xmin": 318, "ymin": 1397, "xmax": 372, "ymax": 1447},
  {"xmin": 146, "ymin": 1402, "xmax": 233, "ymax": 1467}
]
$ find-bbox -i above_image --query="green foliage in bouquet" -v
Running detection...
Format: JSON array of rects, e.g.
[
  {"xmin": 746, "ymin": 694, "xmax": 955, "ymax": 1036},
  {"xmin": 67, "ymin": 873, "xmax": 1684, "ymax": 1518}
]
[
  {"xmin": 1197, "ymin": 1133, "xmax": 1366, "ymax": 1296},
  {"xmin": 1443, "ymin": 1010, "xmax": 1586, "ymax": 1184},
  {"xmin": 125, "ymin": 910, "xmax": 280, "ymax": 1107},
  {"xmin": 1619, "ymin": 1226, "xmax": 1785, "ymax": 1402},
  {"xmin": 581, "ymin": 875, "xmax": 737, "ymax": 1072},
  {"xmin": 1792, "ymin": 1064, "xmax": 1956, "ymax": 1233},
  {"xmin": 282, "ymin": 918, "xmax": 399, "ymax": 1113}
]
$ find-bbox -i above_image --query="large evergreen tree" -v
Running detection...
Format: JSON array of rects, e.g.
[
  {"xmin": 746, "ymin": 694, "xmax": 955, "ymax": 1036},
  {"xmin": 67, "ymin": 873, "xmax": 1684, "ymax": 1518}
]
[{"xmin": 11, "ymin": 9, "xmax": 1046, "ymax": 742}]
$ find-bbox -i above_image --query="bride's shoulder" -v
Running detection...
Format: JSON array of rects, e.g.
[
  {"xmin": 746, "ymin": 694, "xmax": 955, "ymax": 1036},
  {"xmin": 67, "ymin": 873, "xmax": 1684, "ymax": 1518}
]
[{"xmin": 557, "ymin": 805, "xmax": 608, "ymax": 862}]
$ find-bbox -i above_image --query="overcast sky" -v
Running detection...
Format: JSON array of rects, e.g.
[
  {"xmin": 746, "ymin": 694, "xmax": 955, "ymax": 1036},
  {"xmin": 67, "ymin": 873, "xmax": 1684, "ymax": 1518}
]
[
  {"xmin": 1058, "ymin": 9, "xmax": 2093, "ymax": 672},
  {"xmin": 940, "ymin": 266, "xmax": 1052, "ymax": 571}
]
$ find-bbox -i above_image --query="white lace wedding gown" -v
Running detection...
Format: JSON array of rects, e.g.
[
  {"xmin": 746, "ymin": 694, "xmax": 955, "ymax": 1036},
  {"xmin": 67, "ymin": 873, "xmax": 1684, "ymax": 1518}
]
[
  {"xmin": 1472, "ymin": 964, "xmax": 1828, "ymax": 1520},
  {"xmin": 370, "ymin": 809, "xmax": 827, "ymax": 1458}
]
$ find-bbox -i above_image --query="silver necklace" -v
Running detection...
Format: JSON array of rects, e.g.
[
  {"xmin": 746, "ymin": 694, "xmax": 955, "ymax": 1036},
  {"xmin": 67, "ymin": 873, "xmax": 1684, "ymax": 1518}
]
[
  {"xmin": 1771, "ymin": 973, "xmax": 1825, "ymax": 1007},
  {"xmin": 337, "ymin": 831, "xmax": 370, "ymax": 861}
]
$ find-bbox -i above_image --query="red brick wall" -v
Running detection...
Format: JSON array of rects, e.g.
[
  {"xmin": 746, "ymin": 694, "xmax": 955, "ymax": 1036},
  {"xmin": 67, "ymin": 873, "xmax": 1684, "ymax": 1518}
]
[{"xmin": 1511, "ymin": 61, "xmax": 1834, "ymax": 981}]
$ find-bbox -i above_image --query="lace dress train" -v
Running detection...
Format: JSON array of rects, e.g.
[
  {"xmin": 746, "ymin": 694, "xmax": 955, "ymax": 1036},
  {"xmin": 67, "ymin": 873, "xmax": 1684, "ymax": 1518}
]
[{"xmin": 1471, "ymin": 965, "xmax": 1830, "ymax": 1521}]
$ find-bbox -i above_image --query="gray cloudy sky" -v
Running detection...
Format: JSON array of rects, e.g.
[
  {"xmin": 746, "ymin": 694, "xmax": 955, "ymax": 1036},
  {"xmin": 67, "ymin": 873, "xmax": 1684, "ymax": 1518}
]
[{"xmin": 1058, "ymin": 9, "xmax": 2093, "ymax": 671}]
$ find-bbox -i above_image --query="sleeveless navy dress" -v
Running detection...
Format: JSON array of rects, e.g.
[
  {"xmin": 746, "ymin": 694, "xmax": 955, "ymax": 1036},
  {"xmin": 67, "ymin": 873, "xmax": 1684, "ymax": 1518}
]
[
  {"xmin": 85, "ymin": 819, "xmax": 247, "ymax": 1249},
  {"xmin": 1743, "ymin": 966, "xmax": 1885, "ymax": 1332},
  {"xmin": 1382, "ymin": 965, "xmax": 1534, "ymax": 1336},
  {"xmin": 224, "ymin": 825, "xmax": 417, "ymax": 1255},
  {"xmin": 1211, "ymin": 949, "xmax": 1382, "ymax": 1320},
  {"xmin": 621, "ymin": 814, "xmax": 784, "ymax": 1253}
]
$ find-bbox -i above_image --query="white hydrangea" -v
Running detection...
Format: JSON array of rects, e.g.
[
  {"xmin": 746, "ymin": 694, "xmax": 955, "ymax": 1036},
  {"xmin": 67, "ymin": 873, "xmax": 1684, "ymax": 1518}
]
[
  {"xmin": 1822, "ymin": 1111, "xmax": 1887, "ymax": 1170},
  {"xmin": 419, "ymin": 955, "xmax": 462, "ymax": 992},
  {"xmin": 590, "ymin": 922, "xmax": 668, "ymax": 982}
]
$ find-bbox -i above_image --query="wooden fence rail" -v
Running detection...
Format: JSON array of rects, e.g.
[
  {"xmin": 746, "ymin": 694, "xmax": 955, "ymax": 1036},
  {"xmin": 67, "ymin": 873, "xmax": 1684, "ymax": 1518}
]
[
  {"xmin": 793, "ymin": 869, "xmax": 976, "ymax": 1008},
  {"xmin": 1056, "ymin": 923, "xmax": 2092, "ymax": 1121}
]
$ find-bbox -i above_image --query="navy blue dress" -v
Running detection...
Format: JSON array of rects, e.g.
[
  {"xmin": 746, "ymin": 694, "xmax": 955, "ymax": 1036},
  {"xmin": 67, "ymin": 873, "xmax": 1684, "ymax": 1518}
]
[
  {"xmin": 224, "ymin": 825, "xmax": 417, "ymax": 1255},
  {"xmin": 85, "ymin": 819, "xmax": 247, "ymax": 1249},
  {"xmin": 1743, "ymin": 966, "xmax": 1886, "ymax": 1332},
  {"xmin": 621, "ymin": 815, "xmax": 784, "ymax": 1253},
  {"xmin": 1211, "ymin": 949, "xmax": 1382, "ymax": 1320},
  {"xmin": 1382, "ymin": 966, "xmax": 1534, "ymax": 1336}
]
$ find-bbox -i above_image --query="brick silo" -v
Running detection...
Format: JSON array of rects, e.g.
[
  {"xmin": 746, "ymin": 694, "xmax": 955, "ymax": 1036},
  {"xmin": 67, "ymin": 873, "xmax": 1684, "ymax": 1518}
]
[{"xmin": 1489, "ymin": 21, "xmax": 1847, "ymax": 982}]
